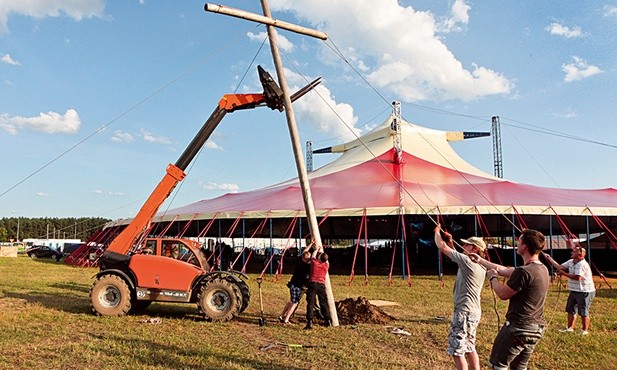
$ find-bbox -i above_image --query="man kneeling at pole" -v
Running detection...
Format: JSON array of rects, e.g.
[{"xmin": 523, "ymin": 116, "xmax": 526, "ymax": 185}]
[{"xmin": 304, "ymin": 246, "xmax": 332, "ymax": 330}]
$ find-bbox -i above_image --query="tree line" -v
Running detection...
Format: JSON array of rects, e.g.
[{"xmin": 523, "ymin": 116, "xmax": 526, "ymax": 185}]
[{"xmin": 0, "ymin": 217, "xmax": 111, "ymax": 243}]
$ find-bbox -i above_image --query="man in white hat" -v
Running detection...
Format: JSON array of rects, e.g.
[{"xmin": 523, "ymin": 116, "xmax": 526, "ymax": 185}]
[{"xmin": 434, "ymin": 225, "xmax": 487, "ymax": 370}]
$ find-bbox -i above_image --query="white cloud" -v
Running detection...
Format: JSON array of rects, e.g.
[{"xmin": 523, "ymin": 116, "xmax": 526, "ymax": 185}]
[
  {"xmin": 0, "ymin": 109, "xmax": 81, "ymax": 135},
  {"xmin": 550, "ymin": 109, "xmax": 576, "ymax": 119},
  {"xmin": 545, "ymin": 22, "xmax": 583, "ymax": 38},
  {"xmin": 92, "ymin": 189, "xmax": 125, "ymax": 196},
  {"xmin": 111, "ymin": 130, "xmax": 134, "ymax": 143},
  {"xmin": 204, "ymin": 141, "xmax": 223, "ymax": 150},
  {"xmin": 139, "ymin": 129, "xmax": 171, "ymax": 144},
  {"xmin": 285, "ymin": 68, "xmax": 360, "ymax": 141},
  {"xmin": 603, "ymin": 5, "xmax": 617, "ymax": 18},
  {"xmin": 1, "ymin": 53, "xmax": 20, "ymax": 65},
  {"xmin": 201, "ymin": 182, "xmax": 240, "ymax": 193},
  {"xmin": 270, "ymin": 0, "xmax": 511, "ymax": 102},
  {"xmin": 0, "ymin": 0, "xmax": 106, "ymax": 34},
  {"xmin": 35, "ymin": 192, "xmax": 49, "ymax": 197},
  {"xmin": 562, "ymin": 56, "xmax": 602, "ymax": 82},
  {"xmin": 247, "ymin": 31, "xmax": 294, "ymax": 52},
  {"xmin": 437, "ymin": 0, "xmax": 471, "ymax": 33}
]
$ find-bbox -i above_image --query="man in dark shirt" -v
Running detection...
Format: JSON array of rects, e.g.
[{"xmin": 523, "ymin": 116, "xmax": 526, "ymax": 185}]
[
  {"xmin": 279, "ymin": 245, "xmax": 312, "ymax": 324},
  {"xmin": 469, "ymin": 229, "xmax": 549, "ymax": 370}
]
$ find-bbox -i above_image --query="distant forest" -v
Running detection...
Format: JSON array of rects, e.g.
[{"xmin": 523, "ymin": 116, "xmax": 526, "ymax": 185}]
[{"xmin": 0, "ymin": 217, "xmax": 110, "ymax": 243}]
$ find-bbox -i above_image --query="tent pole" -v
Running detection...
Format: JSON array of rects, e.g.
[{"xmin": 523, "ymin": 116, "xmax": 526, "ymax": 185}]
[
  {"xmin": 260, "ymin": 0, "xmax": 338, "ymax": 326},
  {"xmin": 298, "ymin": 217, "xmax": 304, "ymax": 256},
  {"xmin": 364, "ymin": 213, "xmax": 369, "ymax": 283},
  {"xmin": 242, "ymin": 219, "xmax": 246, "ymax": 268},
  {"xmin": 269, "ymin": 218, "xmax": 273, "ymax": 276},
  {"xmin": 218, "ymin": 219, "xmax": 222, "ymax": 270},
  {"xmin": 400, "ymin": 214, "xmax": 406, "ymax": 279},
  {"xmin": 586, "ymin": 215, "xmax": 591, "ymax": 263},
  {"xmin": 511, "ymin": 213, "xmax": 517, "ymax": 267},
  {"xmin": 207, "ymin": 0, "xmax": 337, "ymax": 325},
  {"xmin": 549, "ymin": 215, "xmax": 554, "ymax": 279}
]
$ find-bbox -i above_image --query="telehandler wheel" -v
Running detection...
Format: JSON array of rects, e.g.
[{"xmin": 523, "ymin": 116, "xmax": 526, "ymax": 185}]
[
  {"xmin": 90, "ymin": 274, "xmax": 132, "ymax": 316},
  {"xmin": 224, "ymin": 275, "xmax": 251, "ymax": 313},
  {"xmin": 237, "ymin": 279, "xmax": 251, "ymax": 313},
  {"xmin": 198, "ymin": 278, "xmax": 241, "ymax": 322}
]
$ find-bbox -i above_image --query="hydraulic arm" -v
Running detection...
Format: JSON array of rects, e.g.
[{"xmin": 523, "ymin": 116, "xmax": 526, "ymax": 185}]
[{"xmin": 105, "ymin": 66, "xmax": 320, "ymax": 255}]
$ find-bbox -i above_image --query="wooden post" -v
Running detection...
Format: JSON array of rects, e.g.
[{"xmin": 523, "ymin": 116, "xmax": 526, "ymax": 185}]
[
  {"xmin": 205, "ymin": 2, "xmax": 339, "ymax": 326},
  {"xmin": 259, "ymin": 0, "xmax": 338, "ymax": 326}
]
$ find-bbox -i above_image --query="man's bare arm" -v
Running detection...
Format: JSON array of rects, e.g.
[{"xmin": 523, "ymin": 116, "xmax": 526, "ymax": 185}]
[
  {"xmin": 434, "ymin": 225, "xmax": 454, "ymax": 258},
  {"xmin": 468, "ymin": 254, "xmax": 515, "ymax": 277}
]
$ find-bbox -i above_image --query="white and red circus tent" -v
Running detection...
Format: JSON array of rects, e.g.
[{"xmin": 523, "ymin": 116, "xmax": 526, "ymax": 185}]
[
  {"xmin": 152, "ymin": 115, "xmax": 617, "ymax": 229},
  {"xmin": 78, "ymin": 115, "xmax": 617, "ymax": 275}
]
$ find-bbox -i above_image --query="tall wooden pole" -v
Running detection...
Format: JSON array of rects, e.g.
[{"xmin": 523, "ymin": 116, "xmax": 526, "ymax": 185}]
[
  {"xmin": 205, "ymin": 2, "xmax": 338, "ymax": 326},
  {"xmin": 259, "ymin": 0, "xmax": 338, "ymax": 326}
]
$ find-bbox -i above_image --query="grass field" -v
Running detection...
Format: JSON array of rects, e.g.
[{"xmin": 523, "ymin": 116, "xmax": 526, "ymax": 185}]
[{"xmin": 0, "ymin": 256, "xmax": 616, "ymax": 370}]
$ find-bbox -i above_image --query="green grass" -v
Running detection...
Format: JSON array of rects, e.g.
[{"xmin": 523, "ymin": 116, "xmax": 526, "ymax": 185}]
[{"xmin": 0, "ymin": 256, "xmax": 616, "ymax": 369}]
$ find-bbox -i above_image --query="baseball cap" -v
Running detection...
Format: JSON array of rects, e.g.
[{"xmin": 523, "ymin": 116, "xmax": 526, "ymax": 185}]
[{"xmin": 460, "ymin": 237, "xmax": 487, "ymax": 252}]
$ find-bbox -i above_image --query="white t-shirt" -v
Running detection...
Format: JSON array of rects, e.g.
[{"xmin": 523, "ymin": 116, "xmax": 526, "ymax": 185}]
[{"xmin": 561, "ymin": 259, "xmax": 595, "ymax": 293}]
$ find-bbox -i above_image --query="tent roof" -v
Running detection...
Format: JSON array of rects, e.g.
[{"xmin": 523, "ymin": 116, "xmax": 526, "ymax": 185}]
[{"xmin": 149, "ymin": 116, "xmax": 617, "ymax": 223}]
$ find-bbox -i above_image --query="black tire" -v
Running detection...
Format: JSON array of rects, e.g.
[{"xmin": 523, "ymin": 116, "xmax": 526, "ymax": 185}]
[
  {"xmin": 236, "ymin": 279, "xmax": 251, "ymax": 313},
  {"xmin": 224, "ymin": 275, "xmax": 251, "ymax": 313},
  {"xmin": 197, "ymin": 278, "xmax": 241, "ymax": 322},
  {"xmin": 90, "ymin": 274, "xmax": 132, "ymax": 316}
]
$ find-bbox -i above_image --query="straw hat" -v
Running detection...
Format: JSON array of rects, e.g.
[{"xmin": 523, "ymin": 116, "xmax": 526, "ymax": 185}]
[{"xmin": 460, "ymin": 237, "xmax": 487, "ymax": 252}]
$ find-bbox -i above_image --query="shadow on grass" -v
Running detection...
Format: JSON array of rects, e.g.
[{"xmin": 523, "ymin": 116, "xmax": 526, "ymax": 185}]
[
  {"xmin": 595, "ymin": 289, "xmax": 617, "ymax": 298},
  {"xmin": 86, "ymin": 332, "xmax": 307, "ymax": 370},
  {"xmin": 50, "ymin": 281, "xmax": 92, "ymax": 294},
  {"xmin": 3, "ymin": 290, "xmax": 92, "ymax": 314},
  {"xmin": 396, "ymin": 316, "xmax": 450, "ymax": 325},
  {"xmin": 129, "ymin": 303, "xmax": 273, "ymax": 327},
  {"xmin": 27, "ymin": 258, "xmax": 65, "ymax": 265}
]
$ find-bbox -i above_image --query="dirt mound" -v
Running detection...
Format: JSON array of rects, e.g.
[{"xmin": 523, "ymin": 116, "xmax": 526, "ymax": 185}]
[{"xmin": 335, "ymin": 296, "xmax": 396, "ymax": 325}]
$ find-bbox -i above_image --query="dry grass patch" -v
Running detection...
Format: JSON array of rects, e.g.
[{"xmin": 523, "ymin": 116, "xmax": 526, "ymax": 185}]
[{"xmin": 0, "ymin": 257, "xmax": 616, "ymax": 369}]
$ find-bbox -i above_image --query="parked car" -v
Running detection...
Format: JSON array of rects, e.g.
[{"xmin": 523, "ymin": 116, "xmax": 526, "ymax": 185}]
[{"xmin": 26, "ymin": 245, "xmax": 63, "ymax": 261}]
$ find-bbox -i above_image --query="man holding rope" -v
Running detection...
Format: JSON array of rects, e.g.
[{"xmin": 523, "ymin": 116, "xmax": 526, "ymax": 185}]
[
  {"xmin": 469, "ymin": 229, "xmax": 549, "ymax": 370},
  {"xmin": 543, "ymin": 245, "xmax": 596, "ymax": 335},
  {"xmin": 434, "ymin": 225, "xmax": 486, "ymax": 370}
]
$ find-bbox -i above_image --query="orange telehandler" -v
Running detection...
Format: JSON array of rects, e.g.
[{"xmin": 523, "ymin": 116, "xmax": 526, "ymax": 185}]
[{"xmin": 89, "ymin": 66, "xmax": 320, "ymax": 321}]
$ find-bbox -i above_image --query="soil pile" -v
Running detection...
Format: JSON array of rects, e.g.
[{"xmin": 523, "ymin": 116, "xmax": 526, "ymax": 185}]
[{"xmin": 335, "ymin": 296, "xmax": 396, "ymax": 325}]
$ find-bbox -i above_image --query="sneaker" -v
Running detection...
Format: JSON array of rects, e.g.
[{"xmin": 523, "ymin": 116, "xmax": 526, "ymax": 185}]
[
  {"xmin": 580, "ymin": 330, "xmax": 589, "ymax": 335},
  {"xmin": 559, "ymin": 328, "xmax": 574, "ymax": 333}
]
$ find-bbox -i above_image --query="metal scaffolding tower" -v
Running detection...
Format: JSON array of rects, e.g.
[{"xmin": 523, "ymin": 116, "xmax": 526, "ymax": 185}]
[
  {"xmin": 491, "ymin": 116, "xmax": 503, "ymax": 178},
  {"xmin": 391, "ymin": 101, "xmax": 402, "ymax": 164},
  {"xmin": 306, "ymin": 140, "xmax": 313, "ymax": 172}
]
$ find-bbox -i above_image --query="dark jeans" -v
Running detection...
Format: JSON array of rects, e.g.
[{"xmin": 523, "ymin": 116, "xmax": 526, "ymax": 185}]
[
  {"xmin": 489, "ymin": 321, "xmax": 545, "ymax": 370},
  {"xmin": 306, "ymin": 282, "xmax": 330, "ymax": 321}
]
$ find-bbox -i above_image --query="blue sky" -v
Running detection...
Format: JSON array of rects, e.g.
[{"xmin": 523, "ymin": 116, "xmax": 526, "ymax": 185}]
[{"xmin": 1, "ymin": 0, "xmax": 616, "ymax": 219}]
